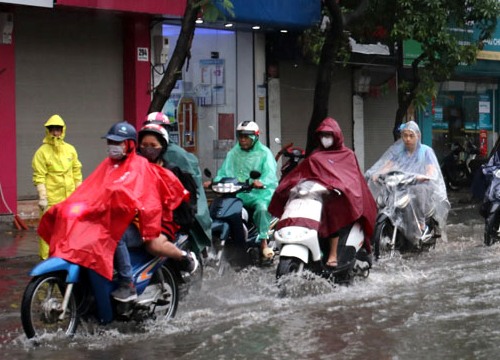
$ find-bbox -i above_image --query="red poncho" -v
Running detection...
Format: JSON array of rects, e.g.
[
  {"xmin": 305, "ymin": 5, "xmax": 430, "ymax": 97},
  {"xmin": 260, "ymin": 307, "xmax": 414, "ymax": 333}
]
[
  {"xmin": 268, "ymin": 118, "xmax": 377, "ymax": 251},
  {"xmin": 38, "ymin": 151, "xmax": 188, "ymax": 280}
]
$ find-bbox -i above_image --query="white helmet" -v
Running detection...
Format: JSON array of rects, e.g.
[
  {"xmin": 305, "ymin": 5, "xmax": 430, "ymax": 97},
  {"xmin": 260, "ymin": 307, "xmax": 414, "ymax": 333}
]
[
  {"xmin": 138, "ymin": 123, "xmax": 169, "ymax": 150},
  {"xmin": 236, "ymin": 121, "xmax": 260, "ymax": 137}
]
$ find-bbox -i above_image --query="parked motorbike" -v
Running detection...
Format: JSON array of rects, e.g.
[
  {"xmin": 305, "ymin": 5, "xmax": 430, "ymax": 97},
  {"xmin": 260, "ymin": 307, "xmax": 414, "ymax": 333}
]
[
  {"xmin": 20, "ymin": 236, "xmax": 198, "ymax": 339},
  {"xmin": 274, "ymin": 141, "xmax": 305, "ymax": 180},
  {"xmin": 371, "ymin": 171, "xmax": 440, "ymax": 259},
  {"xmin": 480, "ymin": 164, "xmax": 500, "ymax": 246},
  {"xmin": 273, "ymin": 180, "xmax": 371, "ymax": 284},
  {"xmin": 204, "ymin": 169, "xmax": 276, "ymax": 274},
  {"xmin": 441, "ymin": 140, "xmax": 481, "ymax": 191}
]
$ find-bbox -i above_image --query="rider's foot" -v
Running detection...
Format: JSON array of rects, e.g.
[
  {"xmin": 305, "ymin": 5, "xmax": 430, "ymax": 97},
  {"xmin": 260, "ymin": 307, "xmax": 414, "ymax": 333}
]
[
  {"xmin": 326, "ymin": 259, "xmax": 338, "ymax": 269},
  {"xmin": 178, "ymin": 251, "xmax": 199, "ymax": 275},
  {"xmin": 262, "ymin": 246, "xmax": 274, "ymax": 259},
  {"xmin": 111, "ymin": 282, "xmax": 138, "ymax": 302}
]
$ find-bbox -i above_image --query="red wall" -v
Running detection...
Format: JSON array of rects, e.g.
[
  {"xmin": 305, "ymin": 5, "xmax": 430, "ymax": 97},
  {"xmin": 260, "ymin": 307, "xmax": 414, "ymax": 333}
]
[
  {"xmin": 0, "ymin": 27, "xmax": 17, "ymax": 214},
  {"xmin": 56, "ymin": 0, "xmax": 186, "ymax": 16},
  {"xmin": 123, "ymin": 16, "xmax": 152, "ymax": 129}
]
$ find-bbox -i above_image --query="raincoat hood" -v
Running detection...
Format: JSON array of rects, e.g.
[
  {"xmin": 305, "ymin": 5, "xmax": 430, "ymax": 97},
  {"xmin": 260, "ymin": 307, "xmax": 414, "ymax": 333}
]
[
  {"xmin": 43, "ymin": 114, "xmax": 67, "ymax": 146},
  {"xmin": 315, "ymin": 117, "xmax": 344, "ymax": 150}
]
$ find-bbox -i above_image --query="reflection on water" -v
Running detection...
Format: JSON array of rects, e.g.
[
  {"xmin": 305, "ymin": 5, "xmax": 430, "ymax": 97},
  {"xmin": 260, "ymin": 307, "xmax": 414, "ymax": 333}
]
[{"xmin": 4, "ymin": 217, "xmax": 500, "ymax": 359}]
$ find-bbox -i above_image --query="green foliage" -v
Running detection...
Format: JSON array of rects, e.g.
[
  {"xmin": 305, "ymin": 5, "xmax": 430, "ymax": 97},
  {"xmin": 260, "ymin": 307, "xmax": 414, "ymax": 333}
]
[
  {"xmin": 195, "ymin": 0, "xmax": 234, "ymax": 22},
  {"xmin": 301, "ymin": 0, "xmax": 499, "ymax": 111},
  {"xmin": 391, "ymin": 0, "xmax": 499, "ymax": 110}
]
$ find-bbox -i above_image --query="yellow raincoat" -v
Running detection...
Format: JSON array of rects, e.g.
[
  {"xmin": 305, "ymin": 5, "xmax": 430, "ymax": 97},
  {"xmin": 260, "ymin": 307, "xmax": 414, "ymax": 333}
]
[{"xmin": 32, "ymin": 114, "xmax": 82, "ymax": 259}]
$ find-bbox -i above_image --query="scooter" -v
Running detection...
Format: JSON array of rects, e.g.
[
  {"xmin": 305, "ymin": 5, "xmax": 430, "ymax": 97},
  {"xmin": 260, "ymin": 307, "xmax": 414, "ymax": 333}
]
[
  {"xmin": 20, "ymin": 236, "xmax": 197, "ymax": 339},
  {"xmin": 371, "ymin": 171, "xmax": 440, "ymax": 259},
  {"xmin": 273, "ymin": 180, "xmax": 371, "ymax": 284},
  {"xmin": 441, "ymin": 140, "xmax": 481, "ymax": 191},
  {"xmin": 480, "ymin": 164, "xmax": 500, "ymax": 246},
  {"xmin": 204, "ymin": 169, "xmax": 276, "ymax": 274}
]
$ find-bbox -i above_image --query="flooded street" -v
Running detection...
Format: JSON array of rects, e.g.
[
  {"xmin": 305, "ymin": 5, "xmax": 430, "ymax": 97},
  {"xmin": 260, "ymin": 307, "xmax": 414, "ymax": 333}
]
[{"xmin": 1, "ymin": 195, "xmax": 499, "ymax": 359}]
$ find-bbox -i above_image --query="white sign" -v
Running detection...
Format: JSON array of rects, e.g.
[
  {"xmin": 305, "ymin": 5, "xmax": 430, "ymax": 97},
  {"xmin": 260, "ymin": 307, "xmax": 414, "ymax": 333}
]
[
  {"xmin": 0, "ymin": 0, "xmax": 53, "ymax": 7},
  {"xmin": 479, "ymin": 101, "xmax": 490, "ymax": 114},
  {"xmin": 137, "ymin": 47, "xmax": 149, "ymax": 62}
]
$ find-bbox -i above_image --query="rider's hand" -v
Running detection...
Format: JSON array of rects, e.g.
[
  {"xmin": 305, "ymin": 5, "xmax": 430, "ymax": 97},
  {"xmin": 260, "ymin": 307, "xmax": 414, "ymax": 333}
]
[
  {"xmin": 253, "ymin": 179, "xmax": 264, "ymax": 188},
  {"xmin": 416, "ymin": 175, "xmax": 430, "ymax": 182},
  {"xmin": 203, "ymin": 180, "xmax": 212, "ymax": 189}
]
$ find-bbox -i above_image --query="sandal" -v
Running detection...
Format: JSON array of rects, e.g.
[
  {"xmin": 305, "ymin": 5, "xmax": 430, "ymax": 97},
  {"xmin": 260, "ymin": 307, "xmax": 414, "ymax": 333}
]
[{"xmin": 262, "ymin": 247, "xmax": 275, "ymax": 259}]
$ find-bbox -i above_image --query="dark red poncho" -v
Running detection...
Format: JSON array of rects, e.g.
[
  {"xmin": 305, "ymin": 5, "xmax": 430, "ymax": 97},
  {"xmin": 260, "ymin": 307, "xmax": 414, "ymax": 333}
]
[{"xmin": 268, "ymin": 118, "xmax": 377, "ymax": 251}]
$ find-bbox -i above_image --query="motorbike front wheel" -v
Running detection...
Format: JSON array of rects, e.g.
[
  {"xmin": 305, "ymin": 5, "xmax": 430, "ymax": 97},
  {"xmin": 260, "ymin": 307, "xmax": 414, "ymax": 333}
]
[
  {"xmin": 21, "ymin": 274, "xmax": 78, "ymax": 339},
  {"xmin": 484, "ymin": 213, "xmax": 500, "ymax": 246},
  {"xmin": 372, "ymin": 219, "xmax": 395, "ymax": 259},
  {"xmin": 276, "ymin": 256, "xmax": 304, "ymax": 279}
]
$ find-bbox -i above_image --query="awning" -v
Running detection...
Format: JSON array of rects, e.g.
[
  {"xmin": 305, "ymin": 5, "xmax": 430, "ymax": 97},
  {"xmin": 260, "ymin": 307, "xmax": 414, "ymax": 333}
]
[{"xmin": 227, "ymin": 0, "xmax": 321, "ymax": 29}]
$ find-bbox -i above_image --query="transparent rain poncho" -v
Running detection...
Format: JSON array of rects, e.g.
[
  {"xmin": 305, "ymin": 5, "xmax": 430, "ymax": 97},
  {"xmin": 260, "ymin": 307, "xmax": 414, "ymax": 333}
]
[{"xmin": 365, "ymin": 121, "xmax": 449, "ymax": 242}]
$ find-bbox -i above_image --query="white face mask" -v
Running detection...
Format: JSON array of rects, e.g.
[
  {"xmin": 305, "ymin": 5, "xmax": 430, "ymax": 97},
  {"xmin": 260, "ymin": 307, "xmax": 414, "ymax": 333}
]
[{"xmin": 320, "ymin": 136, "xmax": 334, "ymax": 149}]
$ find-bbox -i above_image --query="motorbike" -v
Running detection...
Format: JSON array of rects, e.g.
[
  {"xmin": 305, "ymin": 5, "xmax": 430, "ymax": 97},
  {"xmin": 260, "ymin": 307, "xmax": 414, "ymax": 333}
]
[
  {"xmin": 371, "ymin": 171, "xmax": 440, "ymax": 259},
  {"xmin": 204, "ymin": 169, "xmax": 277, "ymax": 274},
  {"xmin": 20, "ymin": 235, "xmax": 199, "ymax": 339},
  {"xmin": 274, "ymin": 141, "xmax": 305, "ymax": 180},
  {"xmin": 441, "ymin": 140, "xmax": 481, "ymax": 191},
  {"xmin": 480, "ymin": 164, "xmax": 500, "ymax": 246},
  {"xmin": 273, "ymin": 180, "xmax": 371, "ymax": 284}
]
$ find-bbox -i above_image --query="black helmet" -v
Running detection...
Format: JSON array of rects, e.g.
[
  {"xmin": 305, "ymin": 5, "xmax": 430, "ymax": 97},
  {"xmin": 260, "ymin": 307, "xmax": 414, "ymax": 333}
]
[{"xmin": 102, "ymin": 122, "xmax": 137, "ymax": 142}]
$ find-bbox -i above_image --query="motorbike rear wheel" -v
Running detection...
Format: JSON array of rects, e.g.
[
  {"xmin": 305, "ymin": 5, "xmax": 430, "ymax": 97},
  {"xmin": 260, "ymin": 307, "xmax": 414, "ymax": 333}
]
[
  {"xmin": 21, "ymin": 274, "xmax": 78, "ymax": 339},
  {"xmin": 276, "ymin": 256, "xmax": 304, "ymax": 279},
  {"xmin": 150, "ymin": 264, "xmax": 179, "ymax": 320}
]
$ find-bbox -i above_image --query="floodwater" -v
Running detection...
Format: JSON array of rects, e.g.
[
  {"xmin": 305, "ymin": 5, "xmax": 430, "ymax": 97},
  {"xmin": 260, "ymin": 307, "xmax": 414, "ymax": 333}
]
[{"xmin": 1, "ymin": 197, "xmax": 498, "ymax": 359}]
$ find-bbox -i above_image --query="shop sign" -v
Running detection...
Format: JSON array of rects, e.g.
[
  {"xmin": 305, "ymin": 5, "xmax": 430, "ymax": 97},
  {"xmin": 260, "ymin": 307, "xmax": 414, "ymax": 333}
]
[{"xmin": 0, "ymin": 0, "xmax": 53, "ymax": 7}]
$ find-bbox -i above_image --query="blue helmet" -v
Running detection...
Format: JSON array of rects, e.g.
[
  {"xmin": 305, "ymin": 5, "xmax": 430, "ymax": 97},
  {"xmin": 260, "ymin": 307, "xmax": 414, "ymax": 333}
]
[{"xmin": 102, "ymin": 122, "xmax": 137, "ymax": 142}]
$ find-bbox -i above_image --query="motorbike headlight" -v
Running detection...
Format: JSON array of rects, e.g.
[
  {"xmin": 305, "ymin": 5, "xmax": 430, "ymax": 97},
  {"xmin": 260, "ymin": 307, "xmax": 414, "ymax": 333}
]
[
  {"xmin": 395, "ymin": 194, "xmax": 410, "ymax": 208},
  {"xmin": 212, "ymin": 183, "xmax": 242, "ymax": 193}
]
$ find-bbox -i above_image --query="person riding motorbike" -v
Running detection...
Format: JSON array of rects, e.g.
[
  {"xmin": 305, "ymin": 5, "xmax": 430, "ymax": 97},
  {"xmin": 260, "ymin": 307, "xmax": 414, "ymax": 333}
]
[
  {"xmin": 269, "ymin": 117, "xmax": 377, "ymax": 269},
  {"xmin": 111, "ymin": 122, "xmax": 199, "ymax": 302},
  {"xmin": 365, "ymin": 121, "xmax": 449, "ymax": 245},
  {"xmin": 204, "ymin": 121, "xmax": 278, "ymax": 260},
  {"xmin": 143, "ymin": 112, "xmax": 212, "ymax": 255},
  {"xmin": 38, "ymin": 121, "xmax": 192, "ymax": 303}
]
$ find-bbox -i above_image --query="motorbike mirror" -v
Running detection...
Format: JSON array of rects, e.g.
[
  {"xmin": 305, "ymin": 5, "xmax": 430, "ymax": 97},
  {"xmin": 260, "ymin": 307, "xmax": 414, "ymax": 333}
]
[
  {"xmin": 274, "ymin": 137, "xmax": 281, "ymax": 145},
  {"xmin": 250, "ymin": 170, "xmax": 261, "ymax": 179},
  {"xmin": 204, "ymin": 168, "xmax": 212, "ymax": 178}
]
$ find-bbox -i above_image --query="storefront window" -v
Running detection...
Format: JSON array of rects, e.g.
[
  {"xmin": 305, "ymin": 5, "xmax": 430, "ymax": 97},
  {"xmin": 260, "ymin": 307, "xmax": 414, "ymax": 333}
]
[{"xmin": 431, "ymin": 81, "xmax": 496, "ymax": 162}]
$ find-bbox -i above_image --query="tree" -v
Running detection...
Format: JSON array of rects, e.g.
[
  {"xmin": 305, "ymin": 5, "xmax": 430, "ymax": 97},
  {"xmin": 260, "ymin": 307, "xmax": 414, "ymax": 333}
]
[
  {"xmin": 148, "ymin": 0, "xmax": 233, "ymax": 114},
  {"xmin": 302, "ymin": 0, "xmax": 499, "ymax": 151}
]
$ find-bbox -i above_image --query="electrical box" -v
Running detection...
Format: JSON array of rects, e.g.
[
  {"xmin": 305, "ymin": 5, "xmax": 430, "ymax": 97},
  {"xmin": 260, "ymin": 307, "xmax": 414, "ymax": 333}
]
[
  {"xmin": 0, "ymin": 13, "xmax": 13, "ymax": 45},
  {"xmin": 153, "ymin": 35, "xmax": 169, "ymax": 65}
]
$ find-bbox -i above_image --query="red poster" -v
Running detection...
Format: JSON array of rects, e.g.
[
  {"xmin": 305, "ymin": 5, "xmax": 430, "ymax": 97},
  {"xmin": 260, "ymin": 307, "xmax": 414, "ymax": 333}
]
[
  {"xmin": 480, "ymin": 130, "xmax": 488, "ymax": 157},
  {"xmin": 218, "ymin": 113, "xmax": 235, "ymax": 140}
]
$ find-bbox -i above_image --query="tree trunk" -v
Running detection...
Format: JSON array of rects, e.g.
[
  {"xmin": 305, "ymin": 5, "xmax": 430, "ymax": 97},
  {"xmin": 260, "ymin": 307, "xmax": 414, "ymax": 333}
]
[
  {"xmin": 148, "ymin": 0, "xmax": 199, "ymax": 113},
  {"xmin": 305, "ymin": 0, "xmax": 344, "ymax": 155},
  {"xmin": 392, "ymin": 51, "xmax": 423, "ymax": 141}
]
